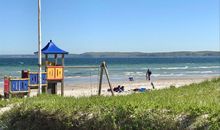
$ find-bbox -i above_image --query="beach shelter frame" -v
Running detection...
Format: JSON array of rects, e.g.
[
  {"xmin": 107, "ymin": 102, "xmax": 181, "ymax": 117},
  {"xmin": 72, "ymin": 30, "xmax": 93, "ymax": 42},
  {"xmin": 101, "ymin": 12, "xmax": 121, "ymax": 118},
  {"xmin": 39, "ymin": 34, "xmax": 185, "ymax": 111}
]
[
  {"xmin": 64, "ymin": 61, "xmax": 114, "ymax": 96},
  {"xmin": 98, "ymin": 61, "xmax": 114, "ymax": 96}
]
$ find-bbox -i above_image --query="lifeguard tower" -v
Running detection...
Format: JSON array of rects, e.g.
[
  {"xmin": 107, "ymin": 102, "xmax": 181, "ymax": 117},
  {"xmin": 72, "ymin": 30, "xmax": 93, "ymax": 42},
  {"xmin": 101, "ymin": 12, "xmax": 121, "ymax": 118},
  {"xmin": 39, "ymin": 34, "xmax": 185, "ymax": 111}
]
[{"xmin": 37, "ymin": 40, "xmax": 68, "ymax": 96}]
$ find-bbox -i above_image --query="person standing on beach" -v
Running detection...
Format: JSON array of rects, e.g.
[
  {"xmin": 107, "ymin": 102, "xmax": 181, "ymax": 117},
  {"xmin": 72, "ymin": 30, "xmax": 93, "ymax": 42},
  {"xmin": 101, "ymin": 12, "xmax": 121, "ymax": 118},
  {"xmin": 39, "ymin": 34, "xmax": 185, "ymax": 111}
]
[
  {"xmin": 146, "ymin": 69, "xmax": 152, "ymax": 81},
  {"xmin": 146, "ymin": 68, "xmax": 155, "ymax": 89}
]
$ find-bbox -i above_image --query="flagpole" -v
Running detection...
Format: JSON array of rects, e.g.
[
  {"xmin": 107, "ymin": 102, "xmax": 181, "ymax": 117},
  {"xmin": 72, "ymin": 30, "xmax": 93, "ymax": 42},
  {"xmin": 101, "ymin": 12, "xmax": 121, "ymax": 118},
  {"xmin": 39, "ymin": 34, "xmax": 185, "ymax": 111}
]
[{"xmin": 38, "ymin": 0, "xmax": 42, "ymax": 94}]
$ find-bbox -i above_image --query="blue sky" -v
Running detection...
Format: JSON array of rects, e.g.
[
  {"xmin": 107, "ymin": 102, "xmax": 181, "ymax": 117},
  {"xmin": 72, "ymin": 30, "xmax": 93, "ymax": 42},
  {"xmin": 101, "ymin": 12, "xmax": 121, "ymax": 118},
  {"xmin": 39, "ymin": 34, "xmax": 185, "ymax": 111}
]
[{"xmin": 0, "ymin": 0, "xmax": 219, "ymax": 54}]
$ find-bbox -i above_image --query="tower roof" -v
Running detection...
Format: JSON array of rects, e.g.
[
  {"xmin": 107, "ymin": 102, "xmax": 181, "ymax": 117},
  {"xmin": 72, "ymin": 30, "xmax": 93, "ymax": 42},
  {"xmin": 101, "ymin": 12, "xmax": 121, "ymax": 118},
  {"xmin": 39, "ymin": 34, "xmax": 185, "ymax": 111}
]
[{"xmin": 35, "ymin": 40, "xmax": 68, "ymax": 54}]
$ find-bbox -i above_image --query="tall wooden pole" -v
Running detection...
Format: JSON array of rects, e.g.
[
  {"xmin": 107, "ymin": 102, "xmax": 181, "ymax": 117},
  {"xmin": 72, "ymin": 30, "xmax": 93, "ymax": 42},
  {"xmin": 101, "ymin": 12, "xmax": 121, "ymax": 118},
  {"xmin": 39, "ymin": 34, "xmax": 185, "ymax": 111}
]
[
  {"xmin": 98, "ymin": 63, "xmax": 104, "ymax": 95},
  {"xmin": 38, "ymin": 0, "xmax": 42, "ymax": 94}
]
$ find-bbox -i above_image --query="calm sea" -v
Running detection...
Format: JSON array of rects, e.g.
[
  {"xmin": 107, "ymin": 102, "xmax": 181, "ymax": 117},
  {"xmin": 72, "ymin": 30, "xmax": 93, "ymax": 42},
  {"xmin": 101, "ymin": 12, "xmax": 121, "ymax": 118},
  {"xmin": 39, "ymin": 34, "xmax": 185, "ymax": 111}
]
[{"xmin": 0, "ymin": 57, "xmax": 220, "ymax": 85}]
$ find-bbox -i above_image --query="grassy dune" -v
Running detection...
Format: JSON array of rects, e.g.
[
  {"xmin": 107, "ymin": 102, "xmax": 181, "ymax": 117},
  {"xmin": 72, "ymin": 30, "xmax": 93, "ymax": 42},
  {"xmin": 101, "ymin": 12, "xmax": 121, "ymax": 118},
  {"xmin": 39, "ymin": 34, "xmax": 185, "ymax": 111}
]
[{"xmin": 1, "ymin": 78, "xmax": 220, "ymax": 129}]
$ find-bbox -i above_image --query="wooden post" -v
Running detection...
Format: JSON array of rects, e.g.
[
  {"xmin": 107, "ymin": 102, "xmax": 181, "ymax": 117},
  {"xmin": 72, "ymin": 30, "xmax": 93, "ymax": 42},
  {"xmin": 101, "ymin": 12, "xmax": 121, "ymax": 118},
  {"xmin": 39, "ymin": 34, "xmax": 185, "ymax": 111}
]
[
  {"xmin": 45, "ymin": 54, "xmax": 48, "ymax": 66},
  {"xmin": 98, "ymin": 63, "xmax": 104, "ymax": 95},
  {"xmin": 28, "ymin": 87, "xmax": 31, "ymax": 97},
  {"xmin": 9, "ymin": 77, "xmax": 12, "ymax": 98},
  {"xmin": 55, "ymin": 83, "xmax": 57, "ymax": 94},
  {"xmin": 62, "ymin": 54, "xmax": 64, "ymax": 66},
  {"xmin": 45, "ymin": 54, "xmax": 48, "ymax": 94},
  {"xmin": 61, "ymin": 81, "xmax": 64, "ymax": 96},
  {"xmin": 54, "ymin": 54, "xmax": 57, "ymax": 65},
  {"xmin": 103, "ymin": 62, "xmax": 114, "ymax": 96},
  {"xmin": 61, "ymin": 54, "xmax": 65, "ymax": 96}
]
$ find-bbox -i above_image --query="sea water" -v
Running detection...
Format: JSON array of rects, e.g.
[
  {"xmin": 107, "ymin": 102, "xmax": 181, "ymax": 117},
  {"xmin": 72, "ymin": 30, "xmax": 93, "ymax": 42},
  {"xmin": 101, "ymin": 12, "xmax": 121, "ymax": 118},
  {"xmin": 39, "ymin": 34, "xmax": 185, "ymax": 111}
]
[{"xmin": 0, "ymin": 56, "xmax": 219, "ymax": 85}]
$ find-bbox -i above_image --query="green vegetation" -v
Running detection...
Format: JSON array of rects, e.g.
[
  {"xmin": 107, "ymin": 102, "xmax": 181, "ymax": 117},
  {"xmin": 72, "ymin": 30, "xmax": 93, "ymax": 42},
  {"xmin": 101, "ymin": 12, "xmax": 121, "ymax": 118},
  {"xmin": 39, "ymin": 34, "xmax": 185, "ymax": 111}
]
[
  {"xmin": 0, "ymin": 78, "xmax": 220, "ymax": 129},
  {"xmin": 0, "ymin": 98, "xmax": 22, "ymax": 108}
]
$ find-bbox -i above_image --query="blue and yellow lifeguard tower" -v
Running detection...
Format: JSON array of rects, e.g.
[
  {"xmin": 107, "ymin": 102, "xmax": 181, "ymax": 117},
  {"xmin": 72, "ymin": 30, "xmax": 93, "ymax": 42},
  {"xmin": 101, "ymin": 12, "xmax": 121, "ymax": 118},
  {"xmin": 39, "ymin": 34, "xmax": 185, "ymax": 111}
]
[
  {"xmin": 39, "ymin": 40, "xmax": 68, "ymax": 96},
  {"xmin": 4, "ymin": 40, "xmax": 68, "ymax": 98}
]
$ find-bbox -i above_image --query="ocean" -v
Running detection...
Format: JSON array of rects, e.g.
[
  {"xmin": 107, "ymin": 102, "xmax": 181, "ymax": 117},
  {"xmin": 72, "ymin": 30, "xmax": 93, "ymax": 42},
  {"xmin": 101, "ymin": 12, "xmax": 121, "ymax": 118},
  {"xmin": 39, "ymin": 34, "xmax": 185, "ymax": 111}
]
[{"xmin": 0, "ymin": 57, "xmax": 220, "ymax": 85}]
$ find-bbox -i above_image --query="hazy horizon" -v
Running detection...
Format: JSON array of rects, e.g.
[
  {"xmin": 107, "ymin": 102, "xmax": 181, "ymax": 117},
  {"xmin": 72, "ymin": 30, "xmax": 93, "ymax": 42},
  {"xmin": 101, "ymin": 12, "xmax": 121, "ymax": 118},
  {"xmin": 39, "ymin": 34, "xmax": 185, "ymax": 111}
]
[{"xmin": 0, "ymin": 50, "xmax": 219, "ymax": 56}]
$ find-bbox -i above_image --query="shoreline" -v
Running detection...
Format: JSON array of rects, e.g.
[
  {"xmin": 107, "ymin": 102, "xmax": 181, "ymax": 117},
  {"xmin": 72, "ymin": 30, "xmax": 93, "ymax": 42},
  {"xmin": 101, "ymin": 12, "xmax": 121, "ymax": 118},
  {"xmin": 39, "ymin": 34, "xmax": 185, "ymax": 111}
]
[{"xmin": 33, "ymin": 76, "xmax": 219, "ymax": 97}]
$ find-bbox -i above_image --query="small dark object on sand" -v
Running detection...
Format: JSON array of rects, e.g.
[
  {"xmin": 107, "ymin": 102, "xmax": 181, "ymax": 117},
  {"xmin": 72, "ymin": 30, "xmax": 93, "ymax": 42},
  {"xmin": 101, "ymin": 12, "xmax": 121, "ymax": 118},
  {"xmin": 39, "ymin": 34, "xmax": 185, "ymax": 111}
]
[{"xmin": 108, "ymin": 85, "xmax": 124, "ymax": 93}]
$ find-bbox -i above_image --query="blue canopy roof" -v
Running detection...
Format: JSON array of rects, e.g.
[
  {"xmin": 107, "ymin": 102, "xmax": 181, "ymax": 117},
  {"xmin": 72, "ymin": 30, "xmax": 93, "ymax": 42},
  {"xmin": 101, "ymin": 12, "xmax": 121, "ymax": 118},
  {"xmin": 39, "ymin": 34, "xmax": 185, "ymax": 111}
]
[{"xmin": 35, "ymin": 40, "xmax": 68, "ymax": 54}]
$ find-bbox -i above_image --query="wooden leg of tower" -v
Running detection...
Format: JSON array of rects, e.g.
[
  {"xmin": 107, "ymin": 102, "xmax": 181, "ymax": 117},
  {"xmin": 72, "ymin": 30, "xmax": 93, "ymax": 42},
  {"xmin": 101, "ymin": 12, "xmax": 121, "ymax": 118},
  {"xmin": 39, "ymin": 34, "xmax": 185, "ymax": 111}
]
[
  {"xmin": 55, "ymin": 83, "xmax": 57, "ymax": 94},
  {"xmin": 28, "ymin": 87, "xmax": 30, "ymax": 97},
  {"xmin": 9, "ymin": 92, "xmax": 12, "ymax": 99},
  {"xmin": 61, "ymin": 80, "xmax": 64, "ymax": 96},
  {"xmin": 45, "ymin": 85, "xmax": 48, "ymax": 94}
]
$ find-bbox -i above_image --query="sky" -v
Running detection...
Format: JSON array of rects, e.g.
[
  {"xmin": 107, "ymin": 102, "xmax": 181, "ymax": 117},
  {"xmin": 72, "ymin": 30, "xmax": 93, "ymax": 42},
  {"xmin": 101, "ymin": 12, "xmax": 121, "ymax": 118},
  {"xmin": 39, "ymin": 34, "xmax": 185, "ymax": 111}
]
[{"xmin": 0, "ymin": 0, "xmax": 219, "ymax": 54}]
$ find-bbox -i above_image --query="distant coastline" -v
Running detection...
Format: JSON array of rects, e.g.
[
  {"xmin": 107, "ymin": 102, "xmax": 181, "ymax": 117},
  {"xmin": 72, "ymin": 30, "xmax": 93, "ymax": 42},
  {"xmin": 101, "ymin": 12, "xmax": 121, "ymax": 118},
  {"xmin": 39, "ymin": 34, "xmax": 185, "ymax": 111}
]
[{"xmin": 0, "ymin": 51, "xmax": 219, "ymax": 58}]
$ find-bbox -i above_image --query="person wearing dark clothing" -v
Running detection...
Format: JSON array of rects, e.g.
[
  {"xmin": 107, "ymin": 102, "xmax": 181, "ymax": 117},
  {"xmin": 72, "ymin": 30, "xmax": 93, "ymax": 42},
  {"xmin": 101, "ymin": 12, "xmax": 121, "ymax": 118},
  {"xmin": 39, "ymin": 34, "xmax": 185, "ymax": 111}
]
[
  {"xmin": 112, "ymin": 85, "xmax": 125, "ymax": 92},
  {"xmin": 146, "ymin": 69, "xmax": 152, "ymax": 81},
  {"xmin": 129, "ymin": 76, "xmax": 134, "ymax": 81},
  {"xmin": 145, "ymin": 69, "xmax": 155, "ymax": 89},
  {"xmin": 113, "ymin": 85, "xmax": 121, "ymax": 92},
  {"xmin": 119, "ymin": 86, "xmax": 124, "ymax": 92}
]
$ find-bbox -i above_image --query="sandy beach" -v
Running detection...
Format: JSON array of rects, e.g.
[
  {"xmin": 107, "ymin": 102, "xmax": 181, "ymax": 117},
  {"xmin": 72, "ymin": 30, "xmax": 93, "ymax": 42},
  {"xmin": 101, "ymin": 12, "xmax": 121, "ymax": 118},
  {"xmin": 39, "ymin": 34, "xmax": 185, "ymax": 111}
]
[
  {"xmin": 20, "ymin": 76, "xmax": 217, "ymax": 97},
  {"xmin": 0, "ymin": 76, "xmax": 218, "ymax": 97}
]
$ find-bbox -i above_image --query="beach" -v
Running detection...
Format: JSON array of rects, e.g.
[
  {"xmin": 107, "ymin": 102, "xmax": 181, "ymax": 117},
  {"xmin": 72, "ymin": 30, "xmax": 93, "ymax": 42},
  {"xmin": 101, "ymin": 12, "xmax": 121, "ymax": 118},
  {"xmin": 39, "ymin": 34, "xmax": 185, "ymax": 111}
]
[
  {"xmin": 0, "ymin": 57, "xmax": 219, "ymax": 97},
  {"xmin": 20, "ymin": 76, "xmax": 217, "ymax": 97}
]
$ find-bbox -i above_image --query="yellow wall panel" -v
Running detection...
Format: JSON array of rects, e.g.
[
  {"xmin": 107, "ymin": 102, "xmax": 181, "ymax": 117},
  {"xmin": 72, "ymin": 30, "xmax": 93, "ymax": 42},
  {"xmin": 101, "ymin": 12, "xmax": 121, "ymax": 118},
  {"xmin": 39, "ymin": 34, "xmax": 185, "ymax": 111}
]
[
  {"xmin": 55, "ymin": 68, "xmax": 63, "ymax": 79},
  {"xmin": 47, "ymin": 67, "xmax": 55, "ymax": 80}
]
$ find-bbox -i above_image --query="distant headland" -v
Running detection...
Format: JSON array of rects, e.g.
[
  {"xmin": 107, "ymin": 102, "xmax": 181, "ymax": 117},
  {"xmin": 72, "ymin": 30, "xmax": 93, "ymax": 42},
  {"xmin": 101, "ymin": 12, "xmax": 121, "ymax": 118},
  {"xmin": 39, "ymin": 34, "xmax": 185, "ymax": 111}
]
[
  {"xmin": 0, "ymin": 51, "xmax": 219, "ymax": 58},
  {"xmin": 75, "ymin": 51, "xmax": 220, "ymax": 58}
]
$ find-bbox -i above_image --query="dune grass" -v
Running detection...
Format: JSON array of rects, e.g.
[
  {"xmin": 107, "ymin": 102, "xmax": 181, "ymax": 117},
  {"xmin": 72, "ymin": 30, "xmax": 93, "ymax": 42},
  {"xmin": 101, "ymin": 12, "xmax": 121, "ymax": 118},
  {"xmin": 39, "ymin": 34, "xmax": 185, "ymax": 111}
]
[
  {"xmin": 0, "ymin": 78, "xmax": 220, "ymax": 129},
  {"xmin": 0, "ymin": 98, "xmax": 22, "ymax": 108}
]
